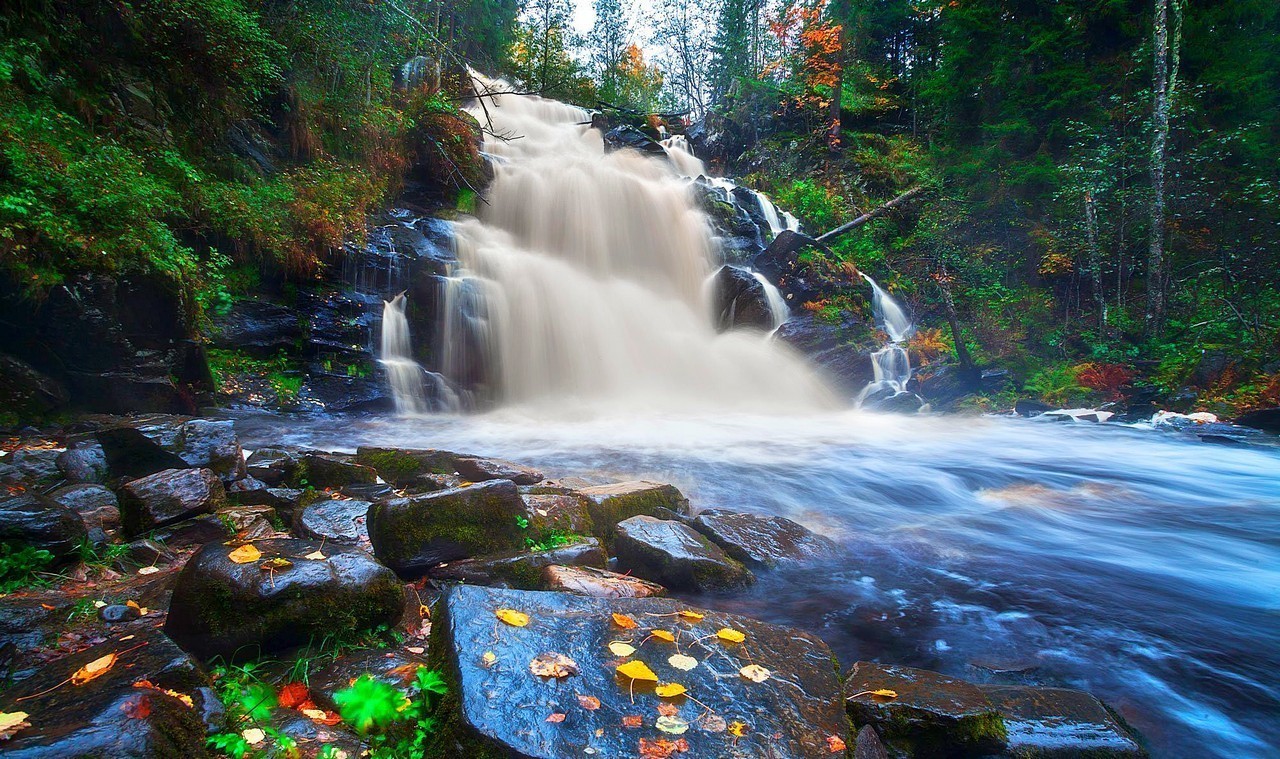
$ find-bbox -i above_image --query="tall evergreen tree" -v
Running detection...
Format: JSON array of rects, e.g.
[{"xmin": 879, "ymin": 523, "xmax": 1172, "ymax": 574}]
[{"xmin": 709, "ymin": 0, "xmax": 752, "ymax": 104}]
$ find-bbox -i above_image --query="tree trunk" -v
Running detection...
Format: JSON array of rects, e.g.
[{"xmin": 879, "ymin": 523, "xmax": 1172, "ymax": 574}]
[
  {"xmin": 1083, "ymin": 190, "xmax": 1107, "ymax": 332},
  {"xmin": 828, "ymin": 24, "xmax": 845, "ymax": 152},
  {"xmin": 1146, "ymin": 0, "xmax": 1176, "ymax": 336}
]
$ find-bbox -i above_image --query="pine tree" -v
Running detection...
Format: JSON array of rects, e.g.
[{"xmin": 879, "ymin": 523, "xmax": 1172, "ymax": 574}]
[
  {"xmin": 590, "ymin": 0, "xmax": 628, "ymax": 103},
  {"xmin": 709, "ymin": 0, "xmax": 752, "ymax": 104}
]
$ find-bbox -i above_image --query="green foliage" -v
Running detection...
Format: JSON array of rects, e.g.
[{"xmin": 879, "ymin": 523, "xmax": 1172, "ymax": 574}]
[
  {"xmin": 207, "ymin": 348, "xmax": 304, "ymax": 403},
  {"xmin": 1024, "ymin": 365, "xmax": 1090, "ymax": 408},
  {"xmin": 333, "ymin": 666, "xmax": 447, "ymax": 758},
  {"xmin": 0, "ymin": 542, "xmax": 54, "ymax": 593},
  {"xmin": 526, "ymin": 529, "xmax": 582, "ymax": 552}
]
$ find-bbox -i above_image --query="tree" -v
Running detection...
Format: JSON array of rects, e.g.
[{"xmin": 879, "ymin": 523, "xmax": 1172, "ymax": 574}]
[
  {"xmin": 590, "ymin": 0, "xmax": 628, "ymax": 103},
  {"xmin": 649, "ymin": 0, "xmax": 714, "ymax": 116},
  {"xmin": 709, "ymin": 0, "xmax": 753, "ymax": 104},
  {"xmin": 1145, "ymin": 0, "xmax": 1182, "ymax": 336}
]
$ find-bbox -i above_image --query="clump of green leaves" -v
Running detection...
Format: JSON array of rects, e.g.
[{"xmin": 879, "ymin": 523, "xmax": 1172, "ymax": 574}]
[
  {"xmin": 333, "ymin": 666, "xmax": 448, "ymax": 758},
  {"xmin": 0, "ymin": 542, "xmax": 54, "ymax": 593},
  {"xmin": 207, "ymin": 661, "xmax": 294, "ymax": 759},
  {"xmin": 525, "ymin": 529, "xmax": 582, "ymax": 553}
]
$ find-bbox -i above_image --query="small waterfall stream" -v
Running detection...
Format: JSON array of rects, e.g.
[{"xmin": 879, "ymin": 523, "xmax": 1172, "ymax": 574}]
[
  {"xmin": 379, "ymin": 293, "xmax": 428, "ymax": 413},
  {"xmin": 857, "ymin": 274, "xmax": 916, "ymax": 406}
]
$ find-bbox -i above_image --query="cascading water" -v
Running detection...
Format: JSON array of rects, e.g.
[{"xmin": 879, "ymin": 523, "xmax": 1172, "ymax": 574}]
[
  {"xmin": 379, "ymin": 293, "xmax": 428, "ymax": 414},
  {"xmin": 857, "ymin": 274, "xmax": 916, "ymax": 406},
  {"xmin": 443, "ymin": 76, "xmax": 833, "ymax": 413}
]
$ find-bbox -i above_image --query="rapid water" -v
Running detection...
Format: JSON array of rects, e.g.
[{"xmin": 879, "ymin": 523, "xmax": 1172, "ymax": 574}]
[
  {"xmin": 858, "ymin": 274, "xmax": 915, "ymax": 404},
  {"xmin": 233, "ymin": 409, "xmax": 1280, "ymax": 758},
  {"xmin": 378, "ymin": 293, "xmax": 428, "ymax": 414}
]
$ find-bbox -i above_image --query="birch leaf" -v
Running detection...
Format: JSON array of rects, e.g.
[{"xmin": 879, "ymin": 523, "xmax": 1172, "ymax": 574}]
[
  {"xmin": 616, "ymin": 660, "xmax": 658, "ymax": 682},
  {"xmin": 71, "ymin": 653, "xmax": 118, "ymax": 685},
  {"xmin": 227, "ymin": 544, "xmax": 261, "ymax": 564},
  {"xmin": 495, "ymin": 608, "xmax": 530, "ymax": 627},
  {"xmin": 667, "ymin": 654, "xmax": 698, "ymax": 671},
  {"xmin": 608, "ymin": 641, "xmax": 637, "ymax": 657},
  {"xmin": 654, "ymin": 683, "xmax": 686, "ymax": 698},
  {"xmin": 655, "ymin": 715, "xmax": 689, "ymax": 734},
  {"xmin": 739, "ymin": 664, "xmax": 770, "ymax": 683},
  {"xmin": 0, "ymin": 711, "xmax": 30, "ymax": 741},
  {"xmin": 676, "ymin": 610, "xmax": 704, "ymax": 621},
  {"xmin": 612, "ymin": 613, "xmax": 638, "ymax": 629},
  {"xmin": 649, "ymin": 630, "xmax": 675, "ymax": 642},
  {"xmin": 716, "ymin": 628, "xmax": 746, "ymax": 644}
]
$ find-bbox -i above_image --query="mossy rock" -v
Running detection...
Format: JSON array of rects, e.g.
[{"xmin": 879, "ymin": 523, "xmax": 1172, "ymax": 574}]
[
  {"xmin": 575, "ymin": 481, "xmax": 689, "ymax": 544},
  {"xmin": 366, "ymin": 479, "xmax": 527, "ymax": 577},
  {"xmin": 614, "ymin": 515, "xmax": 754, "ymax": 592},
  {"xmin": 356, "ymin": 446, "xmax": 463, "ymax": 486},
  {"xmin": 428, "ymin": 538, "xmax": 606, "ymax": 590},
  {"xmin": 295, "ymin": 453, "xmax": 377, "ymax": 489}
]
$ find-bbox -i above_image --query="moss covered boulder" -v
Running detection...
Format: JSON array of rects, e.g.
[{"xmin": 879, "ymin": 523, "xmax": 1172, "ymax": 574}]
[
  {"xmin": 614, "ymin": 515, "xmax": 754, "ymax": 592},
  {"xmin": 119, "ymin": 467, "xmax": 225, "ymax": 536},
  {"xmin": 424, "ymin": 585, "xmax": 848, "ymax": 758},
  {"xmin": 455, "ymin": 456, "xmax": 544, "ymax": 485},
  {"xmin": 844, "ymin": 661, "xmax": 1007, "ymax": 757},
  {"xmin": 367, "ymin": 479, "xmax": 527, "ymax": 576},
  {"xmin": 428, "ymin": 538, "xmax": 607, "ymax": 589},
  {"xmin": 356, "ymin": 446, "xmax": 463, "ymax": 486},
  {"xmin": 576, "ymin": 481, "xmax": 689, "ymax": 540},
  {"xmin": 297, "ymin": 453, "xmax": 377, "ymax": 489},
  {"xmin": 165, "ymin": 538, "xmax": 404, "ymax": 660}
]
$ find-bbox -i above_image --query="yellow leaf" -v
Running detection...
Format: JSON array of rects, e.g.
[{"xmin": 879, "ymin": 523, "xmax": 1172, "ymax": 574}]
[
  {"xmin": 303, "ymin": 550, "xmax": 327, "ymax": 560},
  {"xmin": 667, "ymin": 654, "xmax": 698, "ymax": 671},
  {"xmin": 655, "ymin": 715, "xmax": 689, "ymax": 734},
  {"xmin": 848, "ymin": 688, "xmax": 899, "ymax": 699},
  {"xmin": 495, "ymin": 608, "xmax": 530, "ymax": 627},
  {"xmin": 612, "ymin": 613, "xmax": 638, "ymax": 629},
  {"xmin": 71, "ymin": 653, "xmax": 118, "ymax": 685},
  {"xmin": 228, "ymin": 544, "xmax": 262, "ymax": 564},
  {"xmin": 716, "ymin": 627, "xmax": 746, "ymax": 644},
  {"xmin": 728, "ymin": 720, "xmax": 749, "ymax": 737},
  {"xmin": 677, "ymin": 610, "xmax": 704, "ymax": 621},
  {"xmin": 649, "ymin": 630, "xmax": 675, "ymax": 642},
  {"xmin": 608, "ymin": 641, "xmax": 637, "ymax": 657},
  {"xmin": 481, "ymin": 651, "xmax": 497, "ymax": 667},
  {"xmin": 654, "ymin": 683, "xmax": 686, "ymax": 698},
  {"xmin": 259, "ymin": 557, "xmax": 292, "ymax": 571},
  {"xmin": 0, "ymin": 711, "xmax": 31, "ymax": 741},
  {"xmin": 616, "ymin": 660, "xmax": 658, "ymax": 682},
  {"xmin": 739, "ymin": 664, "xmax": 771, "ymax": 683},
  {"xmin": 301, "ymin": 708, "xmax": 328, "ymax": 722},
  {"xmin": 242, "ymin": 727, "xmax": 266, "ymax": 745}
]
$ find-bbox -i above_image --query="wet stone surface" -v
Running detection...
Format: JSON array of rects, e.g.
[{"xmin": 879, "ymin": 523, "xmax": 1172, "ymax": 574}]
[
  {"xmin": 455, "ymin": 456, "xmax": 544, "ymax": 485},
  {"xmin": 293, "ymin": 498, "xmax": 371, "ymax": 545},
  {"xmin": 689, "ymin": 509, "xmax": 839, "ymax": 568},
  {"xmin": 308, "ymin": 647, "xmax": 431, "ymax": 712},
  {"xmin": 118, "ymin": 466, "xmax": 225, "ymax": 536},
  {"xmin": 982, "ymin": 685, "xmax": 1146, "ymax": 758},
  {"xmin": 614, "ymin": 515, "xmax": 754, "ymax": 592},
  {"xmin": 427, "ymin": 585, "xmax": 848, "ymax": 759},
  {"xmin": 542, "ymin": 564, "xmax": 667, "ymax": 598},
  {"xmin": 428, "ymin": 538, "xmax": 607, "ymax": 589}
]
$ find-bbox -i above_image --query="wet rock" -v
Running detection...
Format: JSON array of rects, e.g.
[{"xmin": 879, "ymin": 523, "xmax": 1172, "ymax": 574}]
[
  {"xmin": 614, "ymin": 515, "xmax": 754, "ymax": 591},
  {"xmin": 55, "ymin": 441, "xmax": 109, "ymax": 483},
  {"xmin": 4, "ymin": 446, "xmax": 63, "ymax": 484},
  {"xmin": 543, "ymin": 564, "xmax": 667, "ymax": 598},
  {"xmin": 845, "ymin": 661, "xmax": 1007, "ymax": 757},
  {"xmin": 1015, "ymin": 399, "xmax": 1054, "ymax": 417},
  {"xmin": 262, "ymin": 487, "xmax": 314, "ymax": 523},
  {"xmin": 0, "ymin": 628, "xmax": 212, "ymax": 757},
  {"xmin": 711, "ymin": 265, "xmax": 779, "ymax": 331},
  {"xmin": 603, "ymin": 124, "xmax": 667, "ymax": 157},
  {"xmin": 122, "ymin": 537, "xmax": 178, "ymax": 569},
  {"xmin": 342, "ymin": 482, "xmax": 397, "ymax": 501},
  {"xmin": 269, "ymin": 709, "xmax": 365, "ymax": 756},
  {"xmin": 176, "ymin": 418, "xmax": 247, "ymax": 481},
  {"xmin": 855, "ymin": 725, "xmax": 890, "ymax": 759},
  {"xmin": 429, "ymin": 538, "xmax": 607, "ymax": 589},
  {"xmin": 864, "ymin": 389, "xmax": 926, "ymax": 414},
  {"xmin": 981, "ymin": 685, "xmax": 1146, "ymax": 758},
  {"xmin": 96, "ymin": 425, "xmax": 190, "ymax": 478},
  {"xmin": 426, "ymin": 585, "xmax": 848, "ymax": 758},
  {"xmin": 217, "ymin": 504, "xmax": 280, "ymax": 540},
  {"xmin": 1236, "ymin": 407, "xmax": 1280, "ymax": 434},
  {"xmin": 99, "ymin": 602, "xmax": 142, "ymax": 623},
  {"xmin": 0, "ymin": 353, "xmax": 68, "ymax": 416},
  {"xmin": 774, "ymin": 313, "xmax": 876, "ymax": 395},
  {"xmin": 455, "ymin": 456, "xmax": 544, "ymax": 485},
  {"xmin": 308, "ymin": 647, "xmax": 431, "ymax": 712},
  {"xmin": 356, "ymin": 446, "xmax": 463, "ymax": 486},
  {"xmin": 294, "ymin": 498, "xmax": 371, "ymax": 544},
  {"xmin": 165, "ymin": 538, "xmax": 404, "ymax": 660},
  {"xmin": 576, "ymin": 481, "xmax": 689, "ymax": 539},
  {"xmin": 0, "ymin": 596, "xmax": 63, "ymax": 650},
  {"xmin": 152, "ymin": 514, "xmax": 231, "ymax": 548},
  {"xmin": 226, "ymin": 474, "xmax": 273, "ymax": 505},
  {"xmin": 0, "ymin": 493, "xmax": 88, "ymax": 563},
  {"xmin": 298, "ymin": 452, "xmax": 378, "ymax": 489},
  {"xmin": 244, "ymin": 446, "xmax": 301, "ymax": 485},
  {"xmin": 48, "ymin": 483, "xmax": 121, "ymax": 533},
  {"xmin": 521, "ymin": 493, "xmax": 594, "ymax": 537},
  {"xmin": 210, "ymin": 299, "xmax": 303, "ymax": 356},
  {"xmin": 96, "ymin": 417, "xmax": 244, "ymax": 482},
  {"xmin": 689, "ymin": 509, "xmax": 837, "ymax": 568},
  {"xmin": 367, "ymin": 480, "xmax": 528, "ymax": 576},
  {"xmin": 119, "ymin": 467, "xmax": 226, "ymax": 536}
]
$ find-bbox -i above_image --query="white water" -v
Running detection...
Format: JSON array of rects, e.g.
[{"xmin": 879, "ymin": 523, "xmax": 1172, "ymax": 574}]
[
  {"xmin": 379, "ymin": 293, "xmax": 428, "ymax": 414},
  {"xmin": 446, "ymin": 76, "xmax": 833, "ymax": 414},
  {"xmin": 751, "ymin": 271, "xmax": 790, "ymax": 329},
  {"xmin": 857, "ymin": 274, "xmax": 916, "ymax": 404}
]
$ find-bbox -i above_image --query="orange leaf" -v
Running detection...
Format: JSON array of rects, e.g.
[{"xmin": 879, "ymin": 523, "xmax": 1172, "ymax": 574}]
[
  {"xmin": 227, "ymin": 544, "xmax": 262, "ymax": 564},
  {"xmin": 278, "ymin": 682, "xmax": 309, "ymax": 709},
  {"xmin": 546, "ymin": 712, "xmax": 566, "ymax": 723},
  {"xmin": 612, "ymin": 613, "xmax": 638, "ymax": 629},
  {"xmin": 826, "ymin": 734, "xmax": 847, "ymax": 752},
  {"xmin": 72, "ymin": 653, "xmax": 117, "ymax": 685},
  {"xmin": 649, "ymin": 630, "xmax": 675, "ymax": 643},
  {"xmin": 120, "ymin": 694, "xmax": 151, "ymax": 719},
  {"xmin": 622, "ymin": 715, "xmax": 643, "ymax": 728},
  {"xmin": 577, "ymin": 695, "xmax": 601, "ymax": 711}
]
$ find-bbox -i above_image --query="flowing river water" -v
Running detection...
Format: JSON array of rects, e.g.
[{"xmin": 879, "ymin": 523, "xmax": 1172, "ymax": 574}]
[{"xmin": 242, "ymin": 80, "xmax": 1277, "ymax": 757}]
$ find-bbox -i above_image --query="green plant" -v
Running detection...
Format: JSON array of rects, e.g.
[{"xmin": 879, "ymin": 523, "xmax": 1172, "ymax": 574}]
[
  {"xmin": 78, "ymin": 540, "xmax": 130, "ymax": 570},
  {"xmin": 525, "ymin": 529, "xmax": 582, "ymax": 553},
  {"xmin": 333, "ymin": 667, "xmax": 447, "ymax": 758},
  {"xmin": 1024, "ymin": 365, "xmax": 1091, "ymax": 407},
  {"xmin": 0, "ymin": 542, "xmax": 54, "ymax": 593},
  {"xmin": 208, "ymin": 661, "xmax": 292, "ymax": 759}
]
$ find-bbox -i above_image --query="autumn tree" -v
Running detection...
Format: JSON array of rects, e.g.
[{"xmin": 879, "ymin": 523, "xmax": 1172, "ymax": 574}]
[{"xmin": 590, "ymin": 0, "xmax": 629, "ymax": 103}]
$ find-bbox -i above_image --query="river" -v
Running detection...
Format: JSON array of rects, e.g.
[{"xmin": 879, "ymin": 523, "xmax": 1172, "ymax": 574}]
[{"xmin": 232, "ymin": 408, "xmax": 1280, "ymax": 758}]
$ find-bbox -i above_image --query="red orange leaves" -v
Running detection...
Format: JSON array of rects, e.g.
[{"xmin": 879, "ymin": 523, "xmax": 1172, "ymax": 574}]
[{"xmin": 278, "ymin": 682, "xmax": 310, "ymax": 709}]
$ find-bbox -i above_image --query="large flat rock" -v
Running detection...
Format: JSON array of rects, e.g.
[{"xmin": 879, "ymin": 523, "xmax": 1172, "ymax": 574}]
[
  {"xmin": 615, "ymin": 515, "xmax": 754, "ymax": 591},
  {"xmin": 689, "ymin": 509, "xmax": 839, "ymax": 568},
  {"xmin": 982, "ymin": 685, "xmax": 1146, "ymax": 758},
  {"xmin": 426, "ymin": 585, "xmax": 847, "ymax": 758}
]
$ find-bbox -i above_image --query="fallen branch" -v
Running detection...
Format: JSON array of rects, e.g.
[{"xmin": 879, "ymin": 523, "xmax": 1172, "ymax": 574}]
[{"xmin": 760, "ymin": 185, "xmax": 927, "ymax": 261}]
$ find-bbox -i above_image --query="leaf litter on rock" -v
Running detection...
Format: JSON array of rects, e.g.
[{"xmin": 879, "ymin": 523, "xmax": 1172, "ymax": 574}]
[
  {"xmin": 529, "ymin": 652, "xmax": 579, "ymax": 678},
  {"xmin": 495, "ymin": 608, "xmax": 530, "ymax": 627}
]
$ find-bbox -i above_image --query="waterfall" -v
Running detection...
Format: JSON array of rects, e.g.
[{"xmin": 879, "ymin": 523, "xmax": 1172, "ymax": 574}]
[
  {"xmin": 379, "ymin": 293, "xmax": 430, "ymax": 414},
  {"xmin": 444, "ymin": 75, "xmax": 833, "ymax": 414},
  {"xmin": 751, "ymin": 271, "xmax": 790, "ymax": 329},
  {"xmin": 857, "ymin": 274, "xmax": 915, "ymax": 406}
]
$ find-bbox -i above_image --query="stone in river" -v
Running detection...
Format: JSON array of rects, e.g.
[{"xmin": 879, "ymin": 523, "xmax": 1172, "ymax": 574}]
[
  {"xmin": 689, "ymin": 508, "xmax": 838, "ymax": 568},
  {"xmin": 118, "ymin": 467, "xmax": 225, "ymax": 536},
  {"xmin": 845, "ymin": 661, "xmax": 1007, "ymax": 756},
  {"xmin": 455, "ymin": 456, "xmax": 544, "ymax": 485},
  {"xmin": 308, "ymin": 647, "xmax": 431, "ymax": 712},
  {"xmin": 297, "ymin": 452, "xmax": 378, "ymax": 489},
  {"xmin": 981, "ymin": 685, "xmax": 1147, "ymax": 758},
  {"xmin": 425, "ymin": 585, "xmax": 848, "ymax": 758},
  {"xmin": 428, "ymin": 538, "xmax": 607, "ymax": 589},
  {"xmin": 614, "ymin": 515, "xmax": 754, "ymax": 591},
  {"xmin": 575, "ymin": 480, "xmax": 690, "ymax": 539},
  {"xmin": 293, "ymin": 498, "xmax": 371, "ymax": 544},
  {"xmin": 542, "ymin": 564, "xmax": 666, "ymax": 598},
  {"xmin": 367, "ymin": 479, "xmax": 528, "ymax": 576},
  {"xmin": 55, "ymin": 440, "xmax": 109, "ymax": 483},
  {"xmin": 0, "ymin": 627, "xmax": 213, "ymax": 757},
  {"xmin": 165, "ymin": 538, "xmax": 404, "ymax": 660},
  {"xmin": 356, "ymin": 446, "xmax": 463, "ymax": 486}
]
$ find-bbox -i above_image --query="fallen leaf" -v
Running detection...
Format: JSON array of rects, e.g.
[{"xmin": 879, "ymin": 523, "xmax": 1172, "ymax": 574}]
[
  {"xmin": 93, "ymin": 600, "xmax": 107, "ymax": 608},
  {"xmin": 301, "ymin": 708, "xmax": 328, "ymax": 722},
  {"xmin": 697, "ymin": 713, "xmax": 727, "ymax": 733},
  {"xmin": 716, "ymin": 628, "xmax": 746, "ymax": 644},
  {"xmin": 132, "ymin": 680, "xmax": 193, "ymax": 708},
  {"xmin": 826, "ymin": 734, "xmax": 847, "ymax": 752},
  {"xmin": 303, "ymin": 550, "xmax": 327, "ymax": 560},
  {"xmin": 649, "ymin": 630, "xmax": 675, "ymax": 643},
  {"xmin": 667, "ymin": 654, "xmax": 698, "ymax": 671},
  {"xmin": 616, "ymin": 660, "xmax": 658, "ymax": 682},
  {"xmin": 0, "ymin": 711, "xmax": 31, "ymax": 741},
  {"xmin": 656, "ymin": 702, "xmax": 679, "ymax": 717},
  {"xmin": 120, "ymin": 694, "xmax": 151, "ymax": 719},
  {"xmin": 259, "ymin": 557, "xmax": 293, "ymax": 571},
  {"xmin": 529, "ymin": 652, "xmax": 579, "ymax": 678},
  {"xmin": 612, "ymin": 613, "xmax": 638, "ymax": 629},
  {"xmin": 242, "ymin": 727, "xmax": 266, "ymax": 745},
  {"xmin": 71, "ymin": 653, "xmax": 117, "ymax": 685},
  {"xmin": 621, "ymin": 715, "xmax": 643, "ymax": 728},
  {"xmin": 739, "ymin": 664, "xmax": 771, "ymax": 683},
  {"xmin": 228, "ymin": 544, "xmax": 262, "ymax": 564},
  {"xmin": 608, "ymin": 641, "xmax": 637, "ymax": 658},
  {"xmin": 655, "ymin": 715, "xmax": 689, "ymax": 734},
  {"xmin": 495, "ymin": 608, "xmax": 530, "ymax": 627},
  {"xmin": 278, "ymin": 682, "xmax": 310, "ymax": 709},
  {"xmin": 577, "ymin": 694, "xmax": 601, "ymax": 710},
  {"xmin": 546, "ymin": 712, "xmax": 566, "ymax": 723},
  {"xmin": 405, "ymin": 646, "xmax": 425, "ymax": 655},
  {"xmin": 654, "ymin": 683, "xmax": 687, "ymax": 698},
  {"xmin": 676, "ymin": 610, "xmax": 704, "ymax": 621},
  {"xmin": 728, "ymin": 720, "xmax": 749, "ymax": 737},
  {"xmin": 481, "ymin": 651, "xmax": 497, "ymax": 667},
  {"xmin": 639, "ymin": 737, "xmax": 689, "ymax": 758},
  {"xmin": 137, "ymin": 566, "xmax": 160, "ymax": 576}
]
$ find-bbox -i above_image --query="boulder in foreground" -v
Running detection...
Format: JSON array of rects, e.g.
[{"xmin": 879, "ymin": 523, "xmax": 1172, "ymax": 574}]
[
  {"xmin": 982, "ymin": 684, "xmax": 1146, "ymax": 758},
  {"xmin": 119, "ymin": 467, "xmax": 225, "ymax": 536},
  {"xmin": 542, "ymin": 564, "xmax": 666, "ymax": 598},
  {"xmin": 426, "ymin": 585, "xmax": 848, "ymax": 758},
  {"xmin": 575, "ymin": 481, "xmax": 689, "ymax": 538},
  {"xmin": 0, "ymin": 493, "xmax": 88, "ymax": 563},
  {"xmin": 614, "ymin": 515, "xmax": 754, "ymax": 591},
  {"xmin": 689, "ymin": 509, "xmax": 838, "ymax": 568},
  {"xmin": 165, "ymin": 538, "xmax": 404, "ymax": 659}
]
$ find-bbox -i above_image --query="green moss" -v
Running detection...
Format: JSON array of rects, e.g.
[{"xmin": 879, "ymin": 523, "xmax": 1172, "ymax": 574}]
[{"xmin": 356, "ymin": 447, "xmax": 458, "ymax": 486}]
